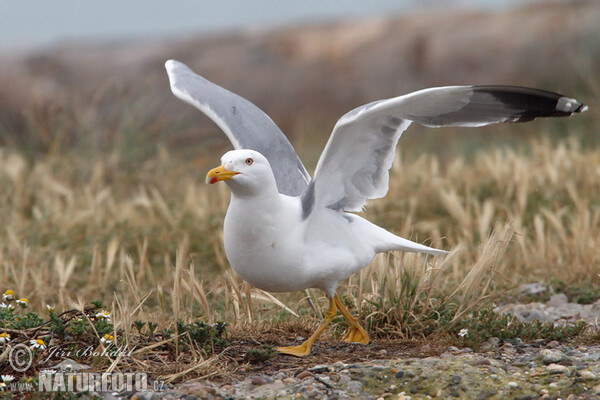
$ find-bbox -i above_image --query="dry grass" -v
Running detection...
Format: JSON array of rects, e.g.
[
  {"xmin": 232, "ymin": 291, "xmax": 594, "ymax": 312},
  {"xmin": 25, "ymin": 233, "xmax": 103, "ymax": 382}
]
[{"xmin": 1, "ymin": 132, "xmax": 599, "ymax": 381}]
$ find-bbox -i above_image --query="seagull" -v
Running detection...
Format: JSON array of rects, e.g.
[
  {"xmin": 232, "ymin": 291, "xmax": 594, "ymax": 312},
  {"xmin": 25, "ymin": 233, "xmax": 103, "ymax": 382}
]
[{"xmin": 165, "ymin": 59, "xmax": 586, "ymax": 356}]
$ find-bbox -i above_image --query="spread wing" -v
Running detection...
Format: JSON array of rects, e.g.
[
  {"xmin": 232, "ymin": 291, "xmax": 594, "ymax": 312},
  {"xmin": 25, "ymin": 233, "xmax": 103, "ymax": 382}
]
[
  {"xmin": 165, "ymin": 60, "xmax": 310, "ymax": 197},
  {"xmin": 306, "ymin": 85, "xmax": 586, "ymax": 214}
]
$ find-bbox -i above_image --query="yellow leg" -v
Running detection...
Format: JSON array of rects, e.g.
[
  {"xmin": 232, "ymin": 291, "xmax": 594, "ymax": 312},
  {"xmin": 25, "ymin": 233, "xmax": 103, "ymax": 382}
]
[
  {"xmin": 334, "ymin": 294, "xmax": 370, "ymax": 344},
  {"xmin": 276, "ymin": 297, "xmax": 337, "ymax": 357}
]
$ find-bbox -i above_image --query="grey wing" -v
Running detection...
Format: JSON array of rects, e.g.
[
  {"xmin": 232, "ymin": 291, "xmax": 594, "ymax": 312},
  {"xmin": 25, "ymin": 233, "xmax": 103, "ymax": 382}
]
[
  {"xmin": 306, "ymin": 85, "xmax": 586, "ymax": 214},
  {"xmin": 165, "ymin": 60, "xmax": 310, "ymax": 197}
]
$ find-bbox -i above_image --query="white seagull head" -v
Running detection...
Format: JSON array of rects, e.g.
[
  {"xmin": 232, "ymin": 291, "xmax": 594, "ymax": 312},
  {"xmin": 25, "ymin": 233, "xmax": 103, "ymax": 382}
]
[{"xmin": 206, "ymin": 149, "xmax": 276, "ymax": 196}]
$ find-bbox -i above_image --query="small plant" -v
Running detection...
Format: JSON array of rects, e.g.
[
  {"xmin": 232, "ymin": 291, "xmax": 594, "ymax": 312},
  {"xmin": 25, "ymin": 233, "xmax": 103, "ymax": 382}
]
[
  {"xmin": 452, "ymin": 307, "xmax": 589, "ymax": 349},
  {"xmin": 244, "ymin": 345, "xmax": 275, "ymax": 363},
  {"xmin": 176, "ymin": 320, "xmax": 229, "ymax": 352}
]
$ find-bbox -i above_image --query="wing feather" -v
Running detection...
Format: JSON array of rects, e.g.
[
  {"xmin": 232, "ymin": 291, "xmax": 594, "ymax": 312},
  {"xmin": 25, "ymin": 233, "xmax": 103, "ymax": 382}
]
[
  {"xmin": 166, "ymin": 60, "xmax": 310, "ymax": 196},
  {"xmin": 308, "ymin": 85, "xmax": 586, "ymax": 213}
]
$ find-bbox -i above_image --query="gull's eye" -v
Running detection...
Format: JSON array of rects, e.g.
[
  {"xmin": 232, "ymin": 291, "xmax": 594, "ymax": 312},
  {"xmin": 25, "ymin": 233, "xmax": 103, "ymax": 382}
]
[{"xmin": 245, "ymin": 158, "xmax": 254, "ymax": 165}]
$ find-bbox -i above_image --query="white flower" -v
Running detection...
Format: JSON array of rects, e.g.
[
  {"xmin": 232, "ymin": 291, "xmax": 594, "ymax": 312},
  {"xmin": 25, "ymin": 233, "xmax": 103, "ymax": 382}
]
[
  {"xmin": 0, "ymin": 303, "xmax": 14, "ymax": 311},
  {"xmin": 46, "ymin": 305, "xmax": 55, "ymax": 312},
  {"xmin": 0, "ymin": 333, "xmax": 10, "ymax": 343},
  {"xmin": 458, "ymin": 328, "xmax": 469, "ymax": 338},
  {"xmin": 39, "ymin": 369, "xmax": 56, "ymax": 375},
  {"xmin": 100, "ymin": 334, "xmax": 114, "ymax": 345},
  {"xmin": 30, "ymin": 339, "xmax": 46, "ymax": 350},
  {"xmin": 16, "ymin": 298, "xmax": 29, "ymax": 308},
  {"xmin": 1, "ymin": 375, "xmax": 14, "ymax": 383},
  {"xmin": 2, "ymin": 290, "xmax": 14, "ymax": 302},
  {"xmin": 95, "ymin": 311, "xmax": 111, "ymax": 322},
  {"xmin": 0, "ymin": 382, "xmax": 5, "ymax": 391}
]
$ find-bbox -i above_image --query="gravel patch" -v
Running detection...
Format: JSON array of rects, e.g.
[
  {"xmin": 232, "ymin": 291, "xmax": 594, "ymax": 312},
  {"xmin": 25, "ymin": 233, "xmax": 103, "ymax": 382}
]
[
  {"xmin": 496, "ymin": 293, "xmax": 600, "ymax": 325},
  {"xmin": 124, "ymin": 342, "xmax": 600, "ymax": 399}
]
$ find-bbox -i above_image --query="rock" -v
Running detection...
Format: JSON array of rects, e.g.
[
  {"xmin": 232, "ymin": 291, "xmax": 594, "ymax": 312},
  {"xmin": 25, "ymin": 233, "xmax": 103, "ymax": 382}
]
[
  {"xmin": 309, "ymin": 365, "xmax": 330, "ymax": 373},
  {"xmin": 468, "ymin": 358, "xmax": 491, "ymax": 366},
  {"xmin": 296, "ymin": 371, "xmax": 312, "ymax": 380},
  {"xmin": 131, "ymin": 392, "xmax": 159, "ymax": 400},
  {"xmin": 546, "ymin": 363, "xmax": 569, "ymax": 374},
  {"xmin": 579, "ymin": 370, "xmax": 596, "ymax": 380},
  {"xmin": 546, "ymin": 340, "xmax": 560, "ymax": 348},
  {"xmin": 507, "ymin": 381, "xmax": 518, "ymax": 388},
  {"xmin": 547, "ymin": 293, "xmax": 568, "ymax": 307},
  {"xmin": 481, "ymin": 337, "xmax": 500, "ymax": 351},
  {"xmin": 452, "ymin": 375, "xmax": 462, "ymax": 384},
  {"xmin": 541, "ymin": 349, "xmax": 564, "ymax": 364},
  {"xmin": 345, "ymin": 380, "xmax": 363, "ymax": 393},
  {"xmin": 338, "ymin": 375, "xmax": 352, "ymax": 385},
  {"xmin": 250, "ymin": 376, "xmax": 266, "ymax": 385},
  {"xmin": 395, "ymin": 370, "xmax": 404, "ymax": 378}
]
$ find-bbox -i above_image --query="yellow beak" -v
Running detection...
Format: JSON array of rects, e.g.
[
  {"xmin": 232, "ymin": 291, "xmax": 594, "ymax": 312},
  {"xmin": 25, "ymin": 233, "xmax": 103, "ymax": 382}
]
[{"xmin": 206, "ymin": 165, "xmax": 239, "ymax": 184}]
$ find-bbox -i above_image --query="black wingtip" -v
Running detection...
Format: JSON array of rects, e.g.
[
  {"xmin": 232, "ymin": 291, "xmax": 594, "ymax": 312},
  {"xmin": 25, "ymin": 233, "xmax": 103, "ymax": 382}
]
[{"xmin": 472, "ymin": 86, "xmax": 587, "ymax": 122}]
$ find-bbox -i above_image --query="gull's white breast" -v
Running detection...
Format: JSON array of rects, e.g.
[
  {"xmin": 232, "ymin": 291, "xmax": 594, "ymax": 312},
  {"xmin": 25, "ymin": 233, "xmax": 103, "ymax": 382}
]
[{"xmin": 223, "ymin": 192, "xmax": 375, "ymax": 295}]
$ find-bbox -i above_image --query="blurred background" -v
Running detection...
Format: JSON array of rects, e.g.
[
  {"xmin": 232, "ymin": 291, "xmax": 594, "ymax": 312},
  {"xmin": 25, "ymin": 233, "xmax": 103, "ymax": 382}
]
[
  {"xmin": 0, "ymin": 0, "xmax": 597, "ymax": 165},
  {"xmin": 0, "ymin": 0, "xmax": 598, "ymax": 328}
]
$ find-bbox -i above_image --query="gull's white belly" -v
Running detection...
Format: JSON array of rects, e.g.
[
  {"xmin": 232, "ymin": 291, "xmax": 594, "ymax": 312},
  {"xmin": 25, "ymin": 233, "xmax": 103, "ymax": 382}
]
[
  {"xmin": 223, "ymin": 195, "xmax": 312, "ymax": 292},
  {"xmin": 222, "ymin": 194, "xmax": 376, "ymax": 295}
]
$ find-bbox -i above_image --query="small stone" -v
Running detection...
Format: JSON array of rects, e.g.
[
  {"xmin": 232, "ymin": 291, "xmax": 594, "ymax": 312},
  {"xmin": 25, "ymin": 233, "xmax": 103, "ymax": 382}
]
[
  {"xmin": 178, "ymin": 382, "xmax": 207, "ymax": 396},
  {"xmin": 395, "ymin": 370, "xmax": 404, "ymax": 378},
  {"xmin": 468, "ymin": 358, "xmax": 491, "ymax": 366},
  {"xmin": 546, "ymin": 363, "xmax": 568, "ymax": 374},
  {"xmin": 517, "ymin": 396, "xmax": 532, "ymax": 400},
  {"xmin": 345, "ymin": 380, "xmax": 363, "ymax": 393},
  {"xmin": 547, "ymin": 293, "xmax": 568, "ymax": 307},
  {"xmin": 447, "ymin": 346, "xmax": 460, "ymax": 352},
  {"xmin": 309, "ymin": 365, "xmax": 330, "ymax": 373},
  {"xmin": 541, "ymin": 350, "xmax": 564, "ymax": 364},
  {"xmin": 507, "ymin": 382, "xmax": 518, "ymax": 388},
  {"xmin": 451, "ymin": 375, "xmax": 462, "ymax": 384},
  {"xmin": 540, "ymin": 389, "xmax": 549, "ymax": 395},
  {"xmin": 339, "ymin": 375, "xmax": 352, "ymax": 385},
  {"xmin": 283, "ymin": 377, "xmax": 296, "ymax": 383},
  {"xmin": 481, "ymin": 337, "xmax": 500, "ymax": 351},
  {"xmin": 296, "ymin": 371, "xmax": 312, "ymax": 380},
  {"xmin": 546, "ymin": 340, "xmax": 560, "ymax": 348},
  {"xmin": 580, "ymin": 370, "xmax": 596, "ymax": 380},
  {"xmin": 251, "ymin": 376, "xmax": 266, "ymax": 385}
]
